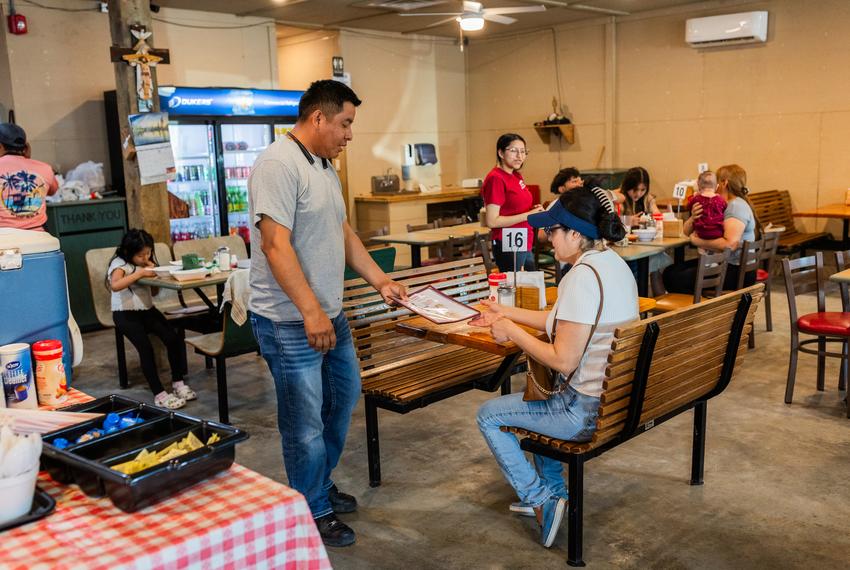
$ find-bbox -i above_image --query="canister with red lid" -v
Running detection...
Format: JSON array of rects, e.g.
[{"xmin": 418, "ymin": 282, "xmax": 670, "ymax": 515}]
[{"xmin": 33, "ymin": 340, "xmax": 68, "ymax": 406}]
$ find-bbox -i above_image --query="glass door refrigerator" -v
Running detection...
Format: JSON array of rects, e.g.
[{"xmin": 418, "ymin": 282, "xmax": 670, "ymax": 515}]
[
  {"xmin": 105, "ymin": 87, "xmax": 302, "ymax": 246},
  {"xmin": 159, "ymin": 86, "xmax": 302, "ymax": 245},
  {"xmin": 167, "ymin": 123, "xmax": 221, "ymax": 242}
]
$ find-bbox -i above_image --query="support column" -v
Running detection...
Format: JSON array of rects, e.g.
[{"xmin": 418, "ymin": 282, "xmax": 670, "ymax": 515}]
[{"xmin": 107, "ymin": 0, "xmax": 170, "ymax": 243}]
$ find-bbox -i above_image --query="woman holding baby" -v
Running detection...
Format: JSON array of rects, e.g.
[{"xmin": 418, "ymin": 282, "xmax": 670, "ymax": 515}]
[{"xmin": 662, "ymin": 163, "xmax": 760, "ymax": 293}]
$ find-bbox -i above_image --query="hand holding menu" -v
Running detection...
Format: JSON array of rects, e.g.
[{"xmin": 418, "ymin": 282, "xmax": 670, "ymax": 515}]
[{"xmin": 393, "ymin": 286, "xmax": 480, "ymax": 324}]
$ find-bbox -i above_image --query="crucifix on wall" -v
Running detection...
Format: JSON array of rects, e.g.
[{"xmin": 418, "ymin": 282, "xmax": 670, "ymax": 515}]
[{"xmin": 110, "ymin": 25, "xmax": 170, "ymax": 112}]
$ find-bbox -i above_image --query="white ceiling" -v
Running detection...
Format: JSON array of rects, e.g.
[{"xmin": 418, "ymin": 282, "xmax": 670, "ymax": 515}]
[{"xmin": 155, "ymin": 0, "xmax": 710, "ymax": 37}]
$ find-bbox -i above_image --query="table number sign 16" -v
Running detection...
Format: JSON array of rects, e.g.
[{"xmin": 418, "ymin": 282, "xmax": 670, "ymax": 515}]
[{"xmin": 502, "ymin": 228, "xmax": 527, "ymax": 252}]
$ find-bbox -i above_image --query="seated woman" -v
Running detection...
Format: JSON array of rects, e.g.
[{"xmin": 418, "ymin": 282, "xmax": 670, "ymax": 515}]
[
  {"xmin": 473, "ymin": 188, "xmax": 638, "ymax": 548},
  {"xmin": 662, "ymin": 163, "xmax": 759, "ymax": 293},
  {"xmin": 615, "ymin": 166, "xmax": 669, "ymax": 294}
]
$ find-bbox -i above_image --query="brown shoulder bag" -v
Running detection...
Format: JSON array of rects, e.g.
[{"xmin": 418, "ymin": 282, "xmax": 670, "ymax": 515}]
[{"xmin": 523, "ymin": 263, "xmax": 604, "ymax": 402}]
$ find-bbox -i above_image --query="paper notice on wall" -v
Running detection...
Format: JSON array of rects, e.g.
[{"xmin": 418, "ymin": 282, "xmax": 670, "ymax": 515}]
[
  {"xmin": 129, "ymin": 112, "xmax": 176, "ymax": 186},
  {"xmin": 136, "ymin": 141, "xmax": 176, "ymax": 185}
]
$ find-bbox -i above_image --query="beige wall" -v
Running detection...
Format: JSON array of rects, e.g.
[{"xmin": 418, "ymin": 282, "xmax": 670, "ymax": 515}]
[
  {"xmin": 0, "ymin": 5, "xmax": 277, "ymax": 185},
  {"xmin": 467, "ymin": 24, "xmax": 609, "ymax": 198},
  {"xmin": 278, "ymin": 29, "xmax": 340, "ymax": 90},
  {"xmin": 467, "ymin": 0, "xmax": 850, "ymax": 235},
  {"xmin": 339, "ymin": 30, "xmax": 467, "ymax": 226}
]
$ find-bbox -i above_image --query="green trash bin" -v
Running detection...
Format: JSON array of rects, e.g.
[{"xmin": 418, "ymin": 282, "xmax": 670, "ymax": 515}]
[{"xmin": 45, "ymin": 198, "xmax": 127, "ymax": 331}]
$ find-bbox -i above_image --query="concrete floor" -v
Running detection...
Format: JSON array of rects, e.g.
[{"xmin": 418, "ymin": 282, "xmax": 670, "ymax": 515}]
[{"xmin": 71, "ymin": 280, "xmax": 850, "ymax": 569}]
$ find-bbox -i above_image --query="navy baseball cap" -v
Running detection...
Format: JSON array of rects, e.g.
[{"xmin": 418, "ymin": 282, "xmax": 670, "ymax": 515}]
[
  {"xmin": 527, "ymin": 199, "xmax": 600, "ymax": 239},
  {"xmin": 0, "ymin": 123, "xmax": 26, "ymax": 151}
]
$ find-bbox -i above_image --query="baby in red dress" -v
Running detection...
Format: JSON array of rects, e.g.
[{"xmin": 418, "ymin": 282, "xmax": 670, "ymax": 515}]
[{"xmin": 687, "ymin": 170, "xmax": 726, "ymax": 240}]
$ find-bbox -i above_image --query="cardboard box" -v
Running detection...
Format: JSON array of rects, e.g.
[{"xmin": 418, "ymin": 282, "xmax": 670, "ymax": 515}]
[{"xmin": 663, "ymin": 219, "xmax": 684, "ymax": 238}]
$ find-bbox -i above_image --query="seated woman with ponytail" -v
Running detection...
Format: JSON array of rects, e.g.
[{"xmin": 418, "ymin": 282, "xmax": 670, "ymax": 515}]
[
  {"xmin": 472, "ymin": 187, "xmax": 639, "ymax": 549},
  {"xmin": 662, "ymin": 163, "xmax": 759, "ymax": 293}
]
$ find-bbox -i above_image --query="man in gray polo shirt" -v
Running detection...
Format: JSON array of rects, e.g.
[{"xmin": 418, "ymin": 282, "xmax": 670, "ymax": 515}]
[{"xmin": 248, "ymin": 80, "xmax": 406, "ymax": 547}]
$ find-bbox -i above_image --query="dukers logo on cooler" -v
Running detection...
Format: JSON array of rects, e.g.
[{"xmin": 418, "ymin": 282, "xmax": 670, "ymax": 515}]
[{"xmin": 168, "ymin": 96, "xmax": 214, "ymax": 109}]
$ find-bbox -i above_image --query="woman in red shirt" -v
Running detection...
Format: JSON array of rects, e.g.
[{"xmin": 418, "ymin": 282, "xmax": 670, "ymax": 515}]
[{"xmin": 482, "ymin": 133, "xmax": 543, "ymax": 272}]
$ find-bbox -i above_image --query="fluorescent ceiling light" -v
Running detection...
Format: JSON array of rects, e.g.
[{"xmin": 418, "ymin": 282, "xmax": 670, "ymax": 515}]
[{"xmin": 458, "ymin": 16, "xmax": 484, "ymax": 31}]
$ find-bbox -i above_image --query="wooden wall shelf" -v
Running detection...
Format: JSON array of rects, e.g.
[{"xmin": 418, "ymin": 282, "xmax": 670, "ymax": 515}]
[{"xmin": 533, "ymin": 123, "xmax": 575, "ymax": 144}]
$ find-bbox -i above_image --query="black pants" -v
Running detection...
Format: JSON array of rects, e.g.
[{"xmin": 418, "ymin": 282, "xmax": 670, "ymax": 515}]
[
  {"xmin": 113, "ymin": 308, "xmax": 187, "ymax": 395},
  {"xmin": 662, "ymin": 259, "xmax": 756, "ymax": 294}
]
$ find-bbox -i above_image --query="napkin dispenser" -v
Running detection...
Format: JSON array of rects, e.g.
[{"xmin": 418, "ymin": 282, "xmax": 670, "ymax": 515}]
[{"xmin": 371, "ymin": 173, "xmax": 401, "ymax": 194}]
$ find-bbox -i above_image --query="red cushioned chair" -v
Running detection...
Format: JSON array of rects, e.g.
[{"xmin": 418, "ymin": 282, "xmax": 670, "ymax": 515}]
[
  {"xmin": 757, "ymin": 231, "xmax": 781, "ymax": 332},
  {"xmin": 782, "ymin": 252, "xmax": 850, "ymax": 412}
]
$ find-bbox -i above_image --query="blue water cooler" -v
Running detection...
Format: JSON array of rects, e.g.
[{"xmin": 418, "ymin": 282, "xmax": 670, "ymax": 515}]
[{"xmin": 0, "ymin": 228, "xmax": 74, "ymax": 384}]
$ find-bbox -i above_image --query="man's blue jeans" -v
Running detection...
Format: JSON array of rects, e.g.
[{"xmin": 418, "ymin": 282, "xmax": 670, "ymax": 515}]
[
  {"xmin": 477, "ymin": 385, "xmax": 600, "ymax": 507},
  {"xmin": 250, "ymin": 311, "xmax": 361, "ymax": 519}
]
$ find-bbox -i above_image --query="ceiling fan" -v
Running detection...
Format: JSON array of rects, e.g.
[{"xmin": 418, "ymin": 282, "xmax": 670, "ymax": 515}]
[{"xmin": 399, "ymin": 1, "xmax": 546, "ymax": 33}]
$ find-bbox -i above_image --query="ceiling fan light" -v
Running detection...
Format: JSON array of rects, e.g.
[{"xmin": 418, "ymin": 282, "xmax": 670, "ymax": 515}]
[{"xmin": 459, "ymin": 16, "xmax": 484, "ymax": 31}]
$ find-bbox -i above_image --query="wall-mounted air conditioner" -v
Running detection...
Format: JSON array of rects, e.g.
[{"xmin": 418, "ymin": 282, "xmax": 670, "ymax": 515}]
[{"xmin": 686, "ymin": 11, "xmax": 768, "ymax": 47}]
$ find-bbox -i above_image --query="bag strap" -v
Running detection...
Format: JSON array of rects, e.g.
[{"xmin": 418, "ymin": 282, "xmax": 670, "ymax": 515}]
[
  {"xmin": 562, "ymin": 262, "xmax": 604, "ymax": 385},
  {"xmin": 532, "ymin": 261, "xmax": 604, "ymax": 396}
]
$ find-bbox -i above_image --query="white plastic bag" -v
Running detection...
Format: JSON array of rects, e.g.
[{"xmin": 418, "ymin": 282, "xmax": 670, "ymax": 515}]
[{"xmin": 65, "ymin": 161, "xmax": 105, "ymax": 194}]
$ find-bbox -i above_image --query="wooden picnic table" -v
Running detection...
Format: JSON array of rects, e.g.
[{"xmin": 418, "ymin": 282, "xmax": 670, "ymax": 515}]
[
  {"xmin": 829, "ymin": 268, "xmax": 850, "ymax": 284},
  {"xmin": 138, "ymin": 271, "xmax": 231, "ymax": 312},
  {"xmin": 398, "ymin": 294, "xmax": 657, "ymax": 357},
  {"xmin": 372, "ymin": 224, "xmax": 490, "ymax": 267},
  {"xmin": 794, "ymin": 202, "xmax": 850, "ymax": 247}
]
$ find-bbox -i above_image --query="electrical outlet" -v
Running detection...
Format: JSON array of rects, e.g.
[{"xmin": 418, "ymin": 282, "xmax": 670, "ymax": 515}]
[
  {"xmin": 698, "ymin": 162, "xmax": 709, "ymax": 173},
  {"xmin": 99, "ymin": 2, "xmax": 108, "ymax": 13}
]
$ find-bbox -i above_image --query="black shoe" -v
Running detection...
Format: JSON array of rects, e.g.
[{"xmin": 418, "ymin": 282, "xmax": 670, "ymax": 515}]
[
  {"xmin": 328, "ymin": 484, "xmax": 358, "ymax": 514},
  {"xmin": 315, "ymin": 513, "xmax": 356, "ymax": 547}
]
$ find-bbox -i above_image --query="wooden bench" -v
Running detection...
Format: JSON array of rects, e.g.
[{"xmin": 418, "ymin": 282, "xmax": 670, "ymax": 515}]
[
  {"xmin": 503, "ymin": 284, "xmax": 763, "ymax": 566},
  {"xmin": 749, "ymin": 190, "xmax": 828, "ymax": 253},
  {"xmin": 342, "ymin": 257, "xmax": 526, "ymax": 487}
]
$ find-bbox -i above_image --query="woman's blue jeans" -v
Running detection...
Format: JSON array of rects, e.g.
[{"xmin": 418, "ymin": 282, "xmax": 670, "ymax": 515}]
[
  {"xmin": 477, "ymin": 385, "xmax": 600, "ymax": 507},
  {"xmin": 250, "ymin": 311, "xmax": 361, "ymax": 519}
]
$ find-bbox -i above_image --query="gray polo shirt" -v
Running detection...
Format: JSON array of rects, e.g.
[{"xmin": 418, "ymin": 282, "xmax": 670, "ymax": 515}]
[{"xmin": 247, "ymin": 136, "xmax": 346, "ymax": 321}]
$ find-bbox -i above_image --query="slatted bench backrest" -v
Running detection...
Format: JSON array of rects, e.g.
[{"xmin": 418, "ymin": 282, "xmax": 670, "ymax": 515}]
[
  {"xmin": 591, "ymin": 285, "xmax": 763, "ymax": 448},
  {"xmin": 749, "ymin": 190, "xmax": 799, "ymax": 234},
  {"xmin": 341, "ymin": 257, "xmax": 489, "ymax": 378}
]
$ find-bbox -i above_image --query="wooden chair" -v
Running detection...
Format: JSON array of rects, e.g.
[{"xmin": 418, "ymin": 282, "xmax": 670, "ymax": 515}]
[
  {"xmin": 748, "ymin": 190, "xmax": 828, "ymax": 254},
  {"xmin": 406, "ymin": 221, "xmax": 436, "ymax": 232},
  {"xmin": 355, "ymin": 226, "xmax": 388, "ymax": 249},
  {"xmin": 732, "ymin": 238, "xmax": 764, "ymax": 348},
  {"xmin": 443, "ymin": 234, "xmax": 478, "ymax": 261},
  {"xmin": 344, "ymin": 247, "xmax": 396, "ymax": 280},
  {"xmin": 434, "ymin": 216, "xmax": 468, "ymax": 228},
  {"xmin": 782, "ymin": 252, "xmax": 850, "ymax": 414},
  {"xmin": 184, "ymin": 302, "xmax": 259, "ymax": 424},
  {"xmin": 406, "ymin": 221, "xmax": 445, "ymax": 263},
  {"xmin": 833, "ymin": 249, "xmax": 850, "ymax": 393},
  {"xmin": 652, "ymin": 250, "xmax": 728, "ymax": 313},
  {"xmin": 757, "ymin": 231, "xmax": 781, "ymax": 332},
  {"xmin": 475, "ymin": 232, "xmax": 495, "ymax": 274}
]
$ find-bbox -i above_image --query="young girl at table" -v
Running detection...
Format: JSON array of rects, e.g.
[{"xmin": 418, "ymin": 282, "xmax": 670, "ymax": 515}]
[
  {"xmin": 107, "ymin": 228, "xmax": 194, "ymax": 410},
  {"xmin": 616, "ymin": 166, "xmax": 660, "ymax": 228}
]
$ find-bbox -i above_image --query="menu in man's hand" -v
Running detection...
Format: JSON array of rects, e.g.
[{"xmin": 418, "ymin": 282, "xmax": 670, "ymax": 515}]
[{"xmin": 392, "ymin": 286, "xmax": 480, "ymax": 324}]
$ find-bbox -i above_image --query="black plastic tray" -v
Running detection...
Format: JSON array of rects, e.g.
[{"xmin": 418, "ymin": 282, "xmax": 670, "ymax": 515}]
[
  {"xmin": 42, "ymin": 395, "xmax": 249, "ymax": 512},
  {"xmin": 0, "ymin": 487, "xmax": 56, "ymax": 533}
]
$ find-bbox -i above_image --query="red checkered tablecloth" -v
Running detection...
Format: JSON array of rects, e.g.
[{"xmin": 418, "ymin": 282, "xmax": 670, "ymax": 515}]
[
  {"xmin": 37, "ymin": 387, "xmax": 95, "ymax": 410},
  {"xmin": 4, "ymin": 390, "xmax": 332, "ymax": 570}
]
